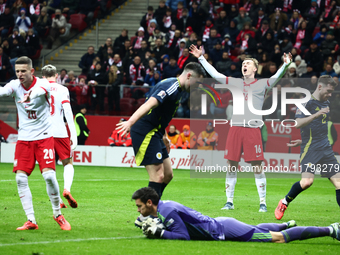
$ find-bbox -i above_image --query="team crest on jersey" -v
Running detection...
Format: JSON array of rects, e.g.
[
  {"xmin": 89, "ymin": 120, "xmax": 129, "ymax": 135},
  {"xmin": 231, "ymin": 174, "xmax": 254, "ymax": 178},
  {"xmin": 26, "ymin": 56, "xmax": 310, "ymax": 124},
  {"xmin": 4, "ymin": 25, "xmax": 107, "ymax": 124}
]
[
  {"xmin": 157, "ymin": 90, "xmax": 166, "ymax": 99},
  {"xmin": 166, "ymin": 218, "xmax": 174, "ymax": 227},
  {"xmin": 296, "ymin": 108, "xmax": 302, "ymax": 115},
  {"xmin": 156, "ymin": 152, "xmax": 162, "ymax": 159}
]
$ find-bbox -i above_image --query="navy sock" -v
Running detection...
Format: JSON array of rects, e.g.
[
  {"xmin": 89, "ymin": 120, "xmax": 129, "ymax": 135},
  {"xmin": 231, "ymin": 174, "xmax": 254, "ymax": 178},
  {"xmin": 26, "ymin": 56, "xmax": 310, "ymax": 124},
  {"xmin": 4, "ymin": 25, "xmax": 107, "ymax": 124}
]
[
  {"xmin": 257, "ymin": 223, "xmax": 288, "ymax": 231},
  {"xmin": 281, "ymin": 227, "xmax": 330, "ymax": 243},
  {"xmin": 161, "ymin": 182, "xmax": 168, "ymax": 196},
  {"xmin": 336, "ymin": 189, "xmax": 340, "ymax": 207},
  {"xmin": 285, "ymin": 181, "xmax": 304, "ymax": 203},
  {"xmin": 148, "ymin": 182, "xmax": 163, "ymax": 198}
]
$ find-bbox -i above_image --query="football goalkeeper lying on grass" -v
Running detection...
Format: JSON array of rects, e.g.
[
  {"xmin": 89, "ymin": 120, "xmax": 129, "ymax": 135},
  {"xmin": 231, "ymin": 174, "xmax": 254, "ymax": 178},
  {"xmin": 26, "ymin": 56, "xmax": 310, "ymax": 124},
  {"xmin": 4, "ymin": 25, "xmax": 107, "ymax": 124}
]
[{"xmin": 132, "ymin": 187, "xmax": 340, "ymax": 242}]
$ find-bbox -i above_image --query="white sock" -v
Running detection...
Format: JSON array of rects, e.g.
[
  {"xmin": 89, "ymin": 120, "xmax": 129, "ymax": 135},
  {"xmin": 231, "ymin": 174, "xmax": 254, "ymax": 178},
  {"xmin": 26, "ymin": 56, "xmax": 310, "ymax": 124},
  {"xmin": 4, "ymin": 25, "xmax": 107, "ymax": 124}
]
[
  {"xmin": 254, "ymin": 172, "xmax": 266, "ymax": 205},
  {"xmin": 226, "ymin": 171, "xmax": 237, "ymax": 204},
  {"xmin": 42, "ymin": 170, "xmax": 61, "ymax": 217},
  {"xmin": 282, "ymin": 197, "xmax": 288, "ymax": 205},
  {"xmin": 16, "ymin": 173, "xmax": 36, "ymax": 224},
  {"xmin": 63, "ymin": 163, "xmax": 74, "ymax": 192}
]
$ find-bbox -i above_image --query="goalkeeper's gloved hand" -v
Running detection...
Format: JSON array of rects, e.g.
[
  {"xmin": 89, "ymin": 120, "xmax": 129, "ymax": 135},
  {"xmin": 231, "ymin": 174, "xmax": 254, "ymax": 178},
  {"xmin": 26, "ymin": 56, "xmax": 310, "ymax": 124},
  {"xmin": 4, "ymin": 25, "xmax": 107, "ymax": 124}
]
[{"xmin": 142, "ymin": 218, "xmax": 164, "ymax": 239}]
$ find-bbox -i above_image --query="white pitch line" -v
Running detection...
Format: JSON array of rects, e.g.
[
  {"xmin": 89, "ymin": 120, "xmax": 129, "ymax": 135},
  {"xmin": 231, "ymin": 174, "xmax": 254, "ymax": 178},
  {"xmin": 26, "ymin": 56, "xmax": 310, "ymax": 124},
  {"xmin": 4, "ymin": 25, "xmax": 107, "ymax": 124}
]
[
  {"xmin": 0, "ymin": 236, "xmax": 143, "ymax": 247},
  {"xmin": 0, "ymin": 179, "xmax": 144, "ymax": 182}
]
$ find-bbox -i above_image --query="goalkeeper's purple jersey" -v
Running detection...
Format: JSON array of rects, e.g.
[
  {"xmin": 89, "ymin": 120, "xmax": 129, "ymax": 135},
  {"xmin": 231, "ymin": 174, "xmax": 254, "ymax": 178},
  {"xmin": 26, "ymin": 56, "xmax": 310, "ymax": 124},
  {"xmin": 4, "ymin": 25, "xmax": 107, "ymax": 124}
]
[{"xmin": 157, "ymin": 200, "xmax": 225, "ymax": 240}]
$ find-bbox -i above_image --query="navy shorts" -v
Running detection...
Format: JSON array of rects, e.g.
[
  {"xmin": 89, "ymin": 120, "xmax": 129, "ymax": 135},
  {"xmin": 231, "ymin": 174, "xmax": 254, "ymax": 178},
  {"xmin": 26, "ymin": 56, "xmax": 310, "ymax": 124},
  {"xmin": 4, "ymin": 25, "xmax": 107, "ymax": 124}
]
[
  {"xmin": 131, "ymin": 129, "xmax": 169, "ymax": 166},
  {"xmin": 300, "ymin": 148, "xmax": 340, "ymax": 178}
]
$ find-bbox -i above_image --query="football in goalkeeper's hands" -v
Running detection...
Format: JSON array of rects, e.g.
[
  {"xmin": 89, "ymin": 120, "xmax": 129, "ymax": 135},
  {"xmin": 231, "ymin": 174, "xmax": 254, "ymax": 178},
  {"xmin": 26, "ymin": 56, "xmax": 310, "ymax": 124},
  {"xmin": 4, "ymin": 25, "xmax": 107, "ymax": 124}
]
[{"xmin": 142, "ymin": 217, "xmax": 166, "ymax": 238}]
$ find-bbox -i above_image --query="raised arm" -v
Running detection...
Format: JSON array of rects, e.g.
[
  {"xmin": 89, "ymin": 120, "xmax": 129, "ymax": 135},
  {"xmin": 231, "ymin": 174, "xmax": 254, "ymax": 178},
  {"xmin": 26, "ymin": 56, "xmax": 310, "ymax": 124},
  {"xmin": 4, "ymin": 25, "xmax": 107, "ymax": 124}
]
[
  {"xmin": 189, "ymin": 45, "xmax": 226, "ymax": 80},
  {"xmin": 0, "ymin": 84, "xmax": 14, "ymax": 97},
  {"xmin": 267, "ymin": 52, "xmax": 292, "ymax": 91},
  {"xmin": 189, "ymin": 45, "xmax": 241, "ymax": 85}
]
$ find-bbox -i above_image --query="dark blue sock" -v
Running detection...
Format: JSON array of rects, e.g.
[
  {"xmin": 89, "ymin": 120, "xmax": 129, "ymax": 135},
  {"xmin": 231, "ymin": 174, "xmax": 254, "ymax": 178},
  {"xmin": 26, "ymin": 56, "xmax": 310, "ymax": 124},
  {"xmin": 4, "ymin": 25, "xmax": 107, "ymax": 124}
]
[
  {"xmin": 336, "ymin": 189, "xmax": 340, "ymax": 207},
  {"xmin": 281, "ymin": 227, "xmax": 330, "ymax": 243},
  {"xmin": 285, "ymin": 181, "xmax": 304, "ymax": 203},
  {"xmin": 148, "ymin": 182, "xmax": 163, "ymax": 198},
  {"xmin": 257, "ymin": 223, "xmax": 288, "ymax": 231},
  {"xmin": 161, "ymin": 182, "xmax": 168, "ymax": 196}
]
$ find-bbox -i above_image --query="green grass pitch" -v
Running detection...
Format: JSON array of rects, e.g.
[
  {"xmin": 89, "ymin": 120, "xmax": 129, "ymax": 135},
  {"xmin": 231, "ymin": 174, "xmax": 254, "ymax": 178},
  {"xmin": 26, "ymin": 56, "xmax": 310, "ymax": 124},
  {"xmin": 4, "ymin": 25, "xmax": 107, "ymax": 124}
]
[{"xmin": 0, "ymin": 163, "xmax": 339, "ymax": 255}]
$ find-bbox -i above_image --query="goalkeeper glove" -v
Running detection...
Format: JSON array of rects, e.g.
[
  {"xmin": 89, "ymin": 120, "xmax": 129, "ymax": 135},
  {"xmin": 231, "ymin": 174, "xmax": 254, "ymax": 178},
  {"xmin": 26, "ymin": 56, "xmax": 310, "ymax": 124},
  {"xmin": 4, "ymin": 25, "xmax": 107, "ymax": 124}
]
[{"xmin": 142, "ymin": 218, "xmax": 164, "ymax": 238}]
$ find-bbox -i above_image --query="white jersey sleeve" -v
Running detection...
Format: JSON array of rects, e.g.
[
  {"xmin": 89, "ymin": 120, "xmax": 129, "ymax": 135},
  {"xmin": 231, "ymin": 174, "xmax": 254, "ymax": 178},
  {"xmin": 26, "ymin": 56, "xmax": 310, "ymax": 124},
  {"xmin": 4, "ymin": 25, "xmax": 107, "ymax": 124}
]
[
  {"xmin": 13, "ymin": 76, "xmax": 53, "ymax": 141},
  {"xmin": 49, "ymin": 82, "xmax": 70, "ymax": 138},
  {"xmin": 0, "ymin": 81, "xmax": 15, "ymax": 97}
]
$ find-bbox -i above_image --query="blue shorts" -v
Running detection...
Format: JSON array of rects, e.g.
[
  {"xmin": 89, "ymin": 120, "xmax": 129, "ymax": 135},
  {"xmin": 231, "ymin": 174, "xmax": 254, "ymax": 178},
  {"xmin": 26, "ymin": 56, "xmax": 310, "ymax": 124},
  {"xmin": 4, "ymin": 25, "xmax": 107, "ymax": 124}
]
[
  {"xmin": 300, "ymin": 148, "xmax": 340, "ymax": 178},
  {"xmin": 214, "ymin": 217, "xmax": 272, "ymax": 242},
  {"xmin": 130, "ymin": 129, "xmax": 168, "ymax": 166}
]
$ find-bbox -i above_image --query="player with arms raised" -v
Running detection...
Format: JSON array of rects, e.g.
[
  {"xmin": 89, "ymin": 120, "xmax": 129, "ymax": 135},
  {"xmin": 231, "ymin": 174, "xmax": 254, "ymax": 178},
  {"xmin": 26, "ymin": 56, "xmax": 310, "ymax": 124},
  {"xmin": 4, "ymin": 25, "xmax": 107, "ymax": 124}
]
[
  {"xmin": 190, "ymin": 44, "xmax": 292, "ymax": 212},
  {"xmin": 0, "ymin": 57, "xmax": 71, "ymax": 230},
  {"xmin": 116, "ymin": 62, "xmax": 206, "ymax": 227},
  {"xmin": 275, "ymin": 75, "xmax": 340, "ymax": 220},
  {"xmin": 42, "ymin": 64, "xmax": 78, "ymax": 209}
]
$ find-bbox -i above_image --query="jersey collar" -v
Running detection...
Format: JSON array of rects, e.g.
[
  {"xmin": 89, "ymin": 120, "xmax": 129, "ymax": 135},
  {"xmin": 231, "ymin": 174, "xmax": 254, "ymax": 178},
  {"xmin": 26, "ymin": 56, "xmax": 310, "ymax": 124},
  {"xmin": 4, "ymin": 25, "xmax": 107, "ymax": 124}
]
[
  {"xmin": 176, "ymin": 77, "xmax": 182, "ymax": 88},
  {"xmin": 21, "ymin": 75, "xmax": 37, "ymax": 91},
  {"xmin": 243, "ymin": 78, "xmax": 257, "ymax": 86}
]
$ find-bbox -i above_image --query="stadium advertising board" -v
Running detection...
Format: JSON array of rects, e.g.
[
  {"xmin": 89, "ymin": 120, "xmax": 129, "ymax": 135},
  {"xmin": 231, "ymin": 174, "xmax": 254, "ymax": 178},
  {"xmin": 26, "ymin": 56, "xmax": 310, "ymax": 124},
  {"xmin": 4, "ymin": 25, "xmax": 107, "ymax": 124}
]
[{"xmin": 1, "ymin": 144, "xmax": 339, "ymax": 173}]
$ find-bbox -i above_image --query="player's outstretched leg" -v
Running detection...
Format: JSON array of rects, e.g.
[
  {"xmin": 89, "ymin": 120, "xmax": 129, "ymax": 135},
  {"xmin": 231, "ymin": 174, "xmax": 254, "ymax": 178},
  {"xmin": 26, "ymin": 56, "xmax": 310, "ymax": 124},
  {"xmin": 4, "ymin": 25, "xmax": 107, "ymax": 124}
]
[
  {"xmin": 63, "ymin": 162, "xmax": 78, "ymax": 208},
  {"xmin": 222, "ymin": 170, "xmax": 236, "ymax": 210},
  {"xmin": 275, "ymin": 180, "xmax": 306, "ymax": 220},
  {"xmin": 280, "ymin": 223, "xmax": 339, "ymax": 242},
  {"xmin": 42, "ymin": 170, "xmax": 71, "ymax": 230},
  {"xmin": 257, "ymin": 220, "xmax": 296, "ymax": 231},
  {"xmin": 16, "ymin": 172, "xmax": 38, "ymax": 230}
]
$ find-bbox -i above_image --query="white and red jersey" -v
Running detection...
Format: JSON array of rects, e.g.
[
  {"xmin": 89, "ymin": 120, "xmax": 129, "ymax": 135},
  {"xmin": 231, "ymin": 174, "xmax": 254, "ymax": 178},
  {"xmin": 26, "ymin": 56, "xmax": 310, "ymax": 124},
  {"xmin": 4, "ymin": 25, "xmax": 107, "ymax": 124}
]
[
  {"xmin": 225, "ymin": 77, "xmax": 269, "ymax": 127},
  {"xmin": 49, "ymin": 81, "xmax": 70, "ymax": 138},
  {"xmin": 1, "ymin": 76, "xmax": 52, "ymax": 141}
]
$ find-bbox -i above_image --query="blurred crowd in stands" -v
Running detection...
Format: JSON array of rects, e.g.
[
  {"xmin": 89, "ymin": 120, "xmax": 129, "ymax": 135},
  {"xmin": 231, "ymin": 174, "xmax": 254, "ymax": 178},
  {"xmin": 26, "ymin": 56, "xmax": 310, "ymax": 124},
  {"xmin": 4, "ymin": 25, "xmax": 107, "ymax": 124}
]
[
  {"xmin": 1, "ymin": 0, "xmax": 340, "ymax": 121},
  {"xmin": 0, "ymin": 0, "xmax": 117, "ymax": 81}
]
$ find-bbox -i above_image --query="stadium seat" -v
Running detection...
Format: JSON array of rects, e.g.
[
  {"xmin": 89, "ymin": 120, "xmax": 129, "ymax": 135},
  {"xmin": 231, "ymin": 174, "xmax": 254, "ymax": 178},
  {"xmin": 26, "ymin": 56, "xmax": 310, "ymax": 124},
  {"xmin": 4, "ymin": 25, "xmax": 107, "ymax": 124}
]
[
  {"xmin": 119, "ymin": 101, "xmax": 135, "ymax": 116},
  {"xmin": 312, "ymin": 26, "xmax": 320, "ymax": 38},
  {"xmin": 135, "ymin": 98, "xmax": 146, "ymax": 109},
  {"xmin": 130, "ymin": 36, "xmax": 136, "ymax": 46},
  {"xmin": 29, "ymin": 45, "xmax": 43, "ymax": 60},
  {"xmin": 69, "ymin": 14, "xmax": 87, "ymax": 32},
  {"xmin": 106, "ymin": 0, "xmax": 112, "ymax": 10},
  {"xmin": 120, "ymin": 98, "xmax": 136, "ymax": 105},
  {"xmin": 123, "ymin": 87, "xmax": 132, "ymax": 98},
  {"xmin": 93, "ymin": 6, "xmax": 101, "ymax": 20}
]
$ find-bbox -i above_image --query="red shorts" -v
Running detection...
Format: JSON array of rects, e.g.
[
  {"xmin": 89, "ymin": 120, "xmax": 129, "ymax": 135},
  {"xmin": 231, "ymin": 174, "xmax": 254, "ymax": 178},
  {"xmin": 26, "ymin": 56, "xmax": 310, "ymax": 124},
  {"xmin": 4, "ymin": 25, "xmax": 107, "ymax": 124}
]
[
  {"xmin": 13, "ymin": 137, "xmax": 55, "ymax": 175},
  {"xmin": 54, "ymin": 137, "xmax": 72, "ymax": 160},
  {"xmin": 224, "ymin": 126, "xmax": 264, "ymax": 163}
]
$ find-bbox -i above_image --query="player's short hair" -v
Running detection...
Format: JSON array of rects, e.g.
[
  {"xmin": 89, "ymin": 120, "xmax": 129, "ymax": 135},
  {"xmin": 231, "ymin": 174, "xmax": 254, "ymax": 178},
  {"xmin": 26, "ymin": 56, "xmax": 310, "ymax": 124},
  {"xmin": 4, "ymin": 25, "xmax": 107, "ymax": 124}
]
[
  {"xmin": 184, "ymin": 62, "xmax": 206, "ymax": 77},
  {"xmin": 132, "ymin": 187, "xmax": 160, "ymax": 205},
  {"xmin": 15, "ymin": 56, "xmax": 32, "ymax": 68},
  {"xmin": 42, "ymin": 64, "xmax": 57, "ymax": 77},
  {"xmin": 318, "ymin": 75, "xmax": 338, "ymax": 88},
  {"xmin": 243, "ymin": 58, "xmax": 259, "ymax": 69}
]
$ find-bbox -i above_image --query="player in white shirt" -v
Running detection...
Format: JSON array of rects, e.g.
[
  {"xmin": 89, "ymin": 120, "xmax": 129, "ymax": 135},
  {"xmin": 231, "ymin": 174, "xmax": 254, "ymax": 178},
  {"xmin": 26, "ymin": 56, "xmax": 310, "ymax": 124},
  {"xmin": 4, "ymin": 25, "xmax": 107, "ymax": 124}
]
[
  {"xmin": 42, "ymin": 64, "xmax": 78, "ymax": 209},
  {"xmin": 0, "ymin": 57, "xmax": 71, "ymax": 230},
  {"xmin": 189, "ymin": 45, "xmax": 292, "ymax": 212}
]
